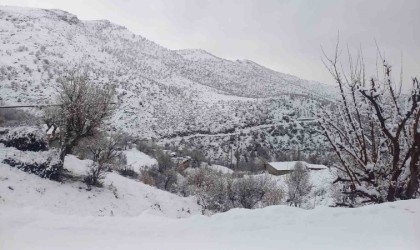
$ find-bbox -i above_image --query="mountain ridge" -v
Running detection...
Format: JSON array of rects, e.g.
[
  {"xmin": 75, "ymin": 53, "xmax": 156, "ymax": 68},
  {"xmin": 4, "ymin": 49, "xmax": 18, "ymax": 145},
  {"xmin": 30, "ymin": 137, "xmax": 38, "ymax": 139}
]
[{"xmin": 0, "ymin": 5, "xmax": 332, "ymax": 164}]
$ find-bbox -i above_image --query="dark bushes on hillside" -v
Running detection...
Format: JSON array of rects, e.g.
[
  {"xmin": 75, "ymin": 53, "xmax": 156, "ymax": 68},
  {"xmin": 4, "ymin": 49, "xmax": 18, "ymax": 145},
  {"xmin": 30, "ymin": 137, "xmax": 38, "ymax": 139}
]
[
  {"xmin": 136, "ymin": 141, "xmax": 157, "ymax": 156},
  {"xmin": 2, "ymin": 153, "xmax": 61, "ymax": 180},
  {"xmin": 1, "ymin": 127, "xmax": 48, "ymax": 151}
]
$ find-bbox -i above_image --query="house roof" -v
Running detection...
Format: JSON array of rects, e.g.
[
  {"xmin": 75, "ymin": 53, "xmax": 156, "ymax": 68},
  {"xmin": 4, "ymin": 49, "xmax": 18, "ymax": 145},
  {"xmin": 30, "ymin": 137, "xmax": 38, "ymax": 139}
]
[
  {"xmin": 306, "ymin": 163, "xmax": 328, "ymax": 170},
  {"xmin": 267, "ymin": 161, "xmax": 328, "ymax": 171},
  {"xmin": 268, "ymin": 161, "xmax": 298, "ymax": 171}
]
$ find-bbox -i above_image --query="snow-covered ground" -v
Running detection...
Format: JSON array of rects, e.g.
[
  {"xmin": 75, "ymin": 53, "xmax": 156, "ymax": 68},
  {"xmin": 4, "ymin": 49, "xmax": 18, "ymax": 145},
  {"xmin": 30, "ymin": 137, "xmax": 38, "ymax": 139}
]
[
  {"xmin": 207, "ymin": 164, "xmax": 234, "ymax": 174},
  {"xmin": 1, "ymin": 143, "xmax": 419, "ymax": 249},
  {"xmin": 0, "ymin": 151, "xmax": 201, "ymax": 218},
  {"xmin": 1, "ymin": 198, "xmax": 419, "ymax": 250},
  {"xmin": 123, "ymin": 147, "xmax": 157, "ymax": 171}
]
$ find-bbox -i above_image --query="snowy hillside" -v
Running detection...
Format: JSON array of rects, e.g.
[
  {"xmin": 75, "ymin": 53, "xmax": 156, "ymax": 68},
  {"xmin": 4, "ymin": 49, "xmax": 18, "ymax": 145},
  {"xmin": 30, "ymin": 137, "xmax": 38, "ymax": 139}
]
[
  {"xmin": 0, "ymin": 5, "xmax": 333, "ymax": 163},
  {"xmin": 0, "ymin": 147, "xmax": 201, "ymax": 218}
]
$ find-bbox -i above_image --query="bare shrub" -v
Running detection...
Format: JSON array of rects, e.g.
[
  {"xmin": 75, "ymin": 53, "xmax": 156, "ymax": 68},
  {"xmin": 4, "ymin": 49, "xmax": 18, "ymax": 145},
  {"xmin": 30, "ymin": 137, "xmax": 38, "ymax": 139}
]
[
  {"xmin": 228, "ymin": 175, "xmax": 282, "ymax": 209},
  {"xmin": 186, "ymin": 167, "xmax": 230, "ymax": 212},
  {"xmin": 136, "ymin": 140, "xmax": 156, "ymax": 156},
  {"xmin": 139, "ymin": 169, "xmax": 156, "ymax": 186},
  {"xmin": 138, "ymin": 150, "xmax": 178, "ymax": 192},
  {"xmin": 116, "ymin": 132, "xmax": 133, "ymax": 150},
  {"xmin": 114, "ymin": 154, "xmax": 137, "ymax": 178},
  {"xmin": 82, "ymin": 133, "xmax": 124, "ymax": 187},
  {"xmin": 84, "ymin": 162, "xmax": 106, "ymax": 187},
  {"xmin": 286, "ymin": 162, "xmax": 312, "ymax": 207}
]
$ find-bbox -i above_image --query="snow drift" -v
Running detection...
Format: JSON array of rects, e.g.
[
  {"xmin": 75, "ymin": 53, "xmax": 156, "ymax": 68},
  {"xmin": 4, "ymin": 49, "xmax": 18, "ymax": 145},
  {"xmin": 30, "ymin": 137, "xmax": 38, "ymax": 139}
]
[{"xmin": 0, "ymin": 199, "xmax": 419, "ymax": 250}]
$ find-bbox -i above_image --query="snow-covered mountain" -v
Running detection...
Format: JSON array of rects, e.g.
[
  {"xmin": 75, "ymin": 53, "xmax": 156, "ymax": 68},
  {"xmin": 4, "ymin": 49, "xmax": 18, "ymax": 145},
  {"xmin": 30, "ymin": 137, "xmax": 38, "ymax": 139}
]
[{"xmin": 0, "ymin": 6, "xmax": 333, "ymax": 163}]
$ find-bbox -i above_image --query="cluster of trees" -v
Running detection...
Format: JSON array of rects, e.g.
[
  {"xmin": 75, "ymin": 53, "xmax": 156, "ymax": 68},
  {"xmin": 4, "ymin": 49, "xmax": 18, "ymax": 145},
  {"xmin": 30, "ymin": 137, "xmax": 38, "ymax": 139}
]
[
  {"xmin": 181, "ymin": 168, "xmax": 283, "ymax": 213},
  {"xmin": 136, "ymin": 140, "xmax": 284, "ymax": 213},
  {"xmin": 136, "ymin": 141, "xmax": 207, "ymax": 192}
]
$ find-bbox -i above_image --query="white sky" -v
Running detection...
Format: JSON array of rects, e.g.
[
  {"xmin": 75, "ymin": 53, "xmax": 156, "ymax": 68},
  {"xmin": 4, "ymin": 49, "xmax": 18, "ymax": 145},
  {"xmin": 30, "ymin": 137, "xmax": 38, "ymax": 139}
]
[{"xmin": 1, "ymin": 0, "xmax": 419, "ymax": 85}]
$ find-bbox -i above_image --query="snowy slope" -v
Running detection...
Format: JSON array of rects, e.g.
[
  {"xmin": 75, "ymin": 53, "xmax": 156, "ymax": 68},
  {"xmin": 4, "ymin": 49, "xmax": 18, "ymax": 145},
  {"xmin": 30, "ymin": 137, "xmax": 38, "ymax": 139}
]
[
  {"xmin": 0, "ymin": 164, "xmax": 201, "ymax": 218},
  {"xmin": 1, "ymin": 199, "xmax": 419, "ymax": 250},
  {"xmin": 0, "ymin": 5, "xmax": 332, "ymax": 163},
  {"xmin": 123, "ymin": 148, "xmax": 157, "ymax": 171},
  {"xmin": 0, "ymin": 144, "xmax": 201, "ymax": 218}
]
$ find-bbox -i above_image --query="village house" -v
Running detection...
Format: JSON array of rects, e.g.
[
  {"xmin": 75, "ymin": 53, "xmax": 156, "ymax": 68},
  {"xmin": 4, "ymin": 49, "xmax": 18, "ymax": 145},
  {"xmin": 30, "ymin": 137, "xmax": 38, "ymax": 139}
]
[{"xmin": 263, "ymin": 160, "xmax": 328, "ymax": 176}]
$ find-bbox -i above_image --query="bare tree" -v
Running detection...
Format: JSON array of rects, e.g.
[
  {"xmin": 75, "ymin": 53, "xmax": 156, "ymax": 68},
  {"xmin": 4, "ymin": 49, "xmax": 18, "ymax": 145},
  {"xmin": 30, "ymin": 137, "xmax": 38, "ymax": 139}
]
[
  {"xmin": 286, "ymin": 162, "xmax": 312, "ymax": 207},
  {"xmin": 83, "ymin": 133, "xmax": 125, "ymax": 186},
  {"xmin": 44, "ymin": 67, "xmax": 115, "ymax": 173},
  {"xmin": 319, "ymin": 42, "xmax": 420, "ymax": 205}
]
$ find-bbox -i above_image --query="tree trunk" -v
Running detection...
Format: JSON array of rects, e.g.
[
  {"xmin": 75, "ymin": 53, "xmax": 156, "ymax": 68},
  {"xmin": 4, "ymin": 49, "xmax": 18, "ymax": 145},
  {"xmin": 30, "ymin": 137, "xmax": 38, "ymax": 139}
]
[
  {"xmin": 406, "ymin": 144, "xmax": 420, "ymax": 198},
  {"xmin": 58, "ymin": 136, "xmax": 78, "ymax": 171}
]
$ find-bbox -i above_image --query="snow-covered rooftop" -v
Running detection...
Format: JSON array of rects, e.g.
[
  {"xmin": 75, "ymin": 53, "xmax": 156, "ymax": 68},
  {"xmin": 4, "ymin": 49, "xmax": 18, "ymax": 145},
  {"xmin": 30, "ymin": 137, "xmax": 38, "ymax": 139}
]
[{"xmin": 268, "ymin": 161, "xmax": 328, "ymax": 171}]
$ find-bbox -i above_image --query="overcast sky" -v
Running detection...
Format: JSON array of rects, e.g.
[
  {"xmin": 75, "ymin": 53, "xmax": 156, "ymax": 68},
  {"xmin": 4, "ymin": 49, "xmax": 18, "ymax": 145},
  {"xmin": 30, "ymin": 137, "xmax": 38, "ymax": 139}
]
[{"xmin": 2, "ymin": 0, "xmax": 419, "ymax": 85}]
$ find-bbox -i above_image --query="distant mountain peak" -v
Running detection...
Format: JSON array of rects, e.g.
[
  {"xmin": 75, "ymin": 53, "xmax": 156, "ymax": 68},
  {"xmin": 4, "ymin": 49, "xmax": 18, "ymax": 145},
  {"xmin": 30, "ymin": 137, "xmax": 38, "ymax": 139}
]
[{"xmin": 0, "ymin": 5, "xmax": 80, "ymax": 25}]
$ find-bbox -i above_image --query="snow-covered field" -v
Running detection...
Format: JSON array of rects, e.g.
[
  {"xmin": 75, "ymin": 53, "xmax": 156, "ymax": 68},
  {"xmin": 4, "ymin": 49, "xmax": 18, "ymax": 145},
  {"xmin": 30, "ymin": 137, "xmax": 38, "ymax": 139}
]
[{"xmin": 1, "ymin": 198, "xmax": 419, "ymax": 250}]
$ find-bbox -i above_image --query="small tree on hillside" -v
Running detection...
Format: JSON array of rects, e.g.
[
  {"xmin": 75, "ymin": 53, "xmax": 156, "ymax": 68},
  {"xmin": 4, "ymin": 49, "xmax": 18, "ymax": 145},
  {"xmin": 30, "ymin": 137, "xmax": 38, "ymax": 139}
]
[
  {"xmin": 147, "ymin": 150, "xmax": 178, "ymax": 191},
  {"xmin": 44, "ymin": 67, "xmax": 115, "ymax": 174},
  {"xmin": 286, "ymin": 162, "xmax": 312, "ymax": 207},
  {"xmin": 190, "ymin": 149, "xmax": 206, "ymax": 168},
  {"xmin": 83, "ymin": 134, "xmax": 125, "ymax": 186},
  {"xmin": 319, "ymin": 43, "xmax": 420, "ymax": 205}
]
